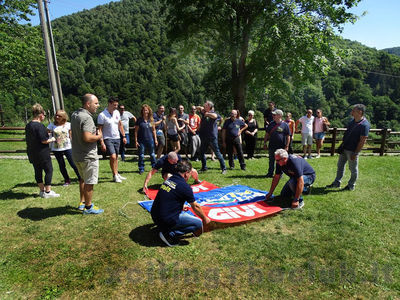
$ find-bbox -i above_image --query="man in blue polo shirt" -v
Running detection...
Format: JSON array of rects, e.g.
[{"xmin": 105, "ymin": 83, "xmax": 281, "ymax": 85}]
[
  {"xmin": 222, "ymin": 109, "xmax": 248, "ymax": 170},
  {"xmin": 153, "ymin": 105, "xmax": 166, "ymax": 159},
  {"xmin": 263, "ymin": 109, "xmax": 290, "ymax": 177},
  {"xmin": 265, "ymin": 149, "xmax": 315, "ymax": 209},
  {"xmin": 197, "ymin": 101, "xmax": 227, "ymax": 174},
  {"xmin": 151, "ymin": 159, "xmax": 211, "ymax": 247},
  {"xmin": 326, "ymin": 104, "xmax": 370, "ymax": 191},
  {"xmin": 143, "ymin": 151, "xmax": 201, "ymax": 192}
]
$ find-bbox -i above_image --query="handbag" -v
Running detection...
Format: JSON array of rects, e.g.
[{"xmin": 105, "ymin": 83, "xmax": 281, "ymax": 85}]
[{"xmin": 323, "ymin": 121, "xmax": 329, "ymax": 133}]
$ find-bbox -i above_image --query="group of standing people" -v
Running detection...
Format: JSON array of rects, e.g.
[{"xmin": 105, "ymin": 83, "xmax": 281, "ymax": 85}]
[{"xmin": 25, "ymin": 92, "xmax": 370, "ymax": 222}]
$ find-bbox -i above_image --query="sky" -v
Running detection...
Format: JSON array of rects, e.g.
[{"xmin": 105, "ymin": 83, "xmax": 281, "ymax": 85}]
[{"xmin": 29, "ymin": 0, "xmax": 400, "ymax": 50}]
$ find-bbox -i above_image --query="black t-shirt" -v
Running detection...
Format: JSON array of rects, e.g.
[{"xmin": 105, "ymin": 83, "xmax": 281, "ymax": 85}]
[
  {"xmin": 154, "ymin": 154, "xmax": 182, "ymax": 175},
  {"xmin": 343, "ymin": 118, "xmax": 370, "ymax": 152},
  {"xmin": 275, "ymin": 155, "xmax": 316, "ymax": 180},
  {"xmin": 223, "ymin": 118, "xmax": 246, "ymax": 139},
  {"xmin": 199, "ymin": 111, "xmax": 221, "ymax": 139},
  {"xmin": 263, "ymin": 108, "xmax": 276, "ymax": 124},
  {"xmin": 245, "ymin": 119, "xmax": 258, "ymax": 134},
  {"xmin": 266, "ymin": 121, "xmax": 289, "ymax": 149},
  {"xmin": 25, "ymin": 121, "xmax": 51, "ymax": 164},
  {"xmin": 151, "ymin": 173, "xmax": 195, "ymax": 230}
]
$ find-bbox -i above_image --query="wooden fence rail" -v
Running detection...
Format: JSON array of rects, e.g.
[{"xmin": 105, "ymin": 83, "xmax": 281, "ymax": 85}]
[{"xmin": 1, "ymin": 126, "xmax": 400, "ymax": 156}]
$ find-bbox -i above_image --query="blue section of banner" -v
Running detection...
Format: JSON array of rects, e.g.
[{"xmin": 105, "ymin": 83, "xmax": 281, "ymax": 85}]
[{"xmin": 138, "ymin": 185, "xmax": 269, "ymax": 213}]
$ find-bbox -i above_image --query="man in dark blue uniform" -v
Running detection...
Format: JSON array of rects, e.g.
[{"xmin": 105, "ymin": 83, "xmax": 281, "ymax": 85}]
[
  {"xmin": 265, "ymin": 149, "xmax": 316, "ymax": 209},
  {"xmin": 197, "ymin": 101, "xmax": 227, "ymax": 174},
  {"xmin": 263, "ymin": 109, "xmax": 290, "ymax": 177},
  {"xmin": 143, "ymin": 151, "xmax": 201, "ymax": 192},
  {"xmin": 222, "ymin": 109, "xmax": 248, "ymax": 170},
  {"xmin": 151, "ymin": 159, "xmax": 211, "ymax": 247},
  {"xmin": 326, "ymin": 104, "xmax": 370, "ymax": 191}
]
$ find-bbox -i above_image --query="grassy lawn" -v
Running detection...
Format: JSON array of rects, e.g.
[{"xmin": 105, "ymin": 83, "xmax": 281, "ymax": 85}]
[{"xmin": 0, "ymin": 155, "xmax": 399, "ymax": 299}]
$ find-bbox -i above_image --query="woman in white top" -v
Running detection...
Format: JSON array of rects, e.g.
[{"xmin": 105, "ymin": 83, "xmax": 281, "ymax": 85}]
[
  {"xmin": 313, "ymin": 109, "xmax": 330, "ymax": 158},
  {"xmin": 166, "ymin": 107, "xmax": 184, "ymax": 153},
  {"xmin": 47, "ymin": 110, "xmax": 81, "ymax": 186}
]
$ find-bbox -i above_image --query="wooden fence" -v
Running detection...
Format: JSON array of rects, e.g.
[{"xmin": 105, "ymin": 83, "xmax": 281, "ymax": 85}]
[{"xmin": 1, "ymin": 126, "xmax": 399, "ymax": 156}]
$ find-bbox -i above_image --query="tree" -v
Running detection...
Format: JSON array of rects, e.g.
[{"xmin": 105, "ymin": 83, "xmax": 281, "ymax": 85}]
[{"xmin": 165, "ymin": 0, "xmax": 361, "ymax": 113}]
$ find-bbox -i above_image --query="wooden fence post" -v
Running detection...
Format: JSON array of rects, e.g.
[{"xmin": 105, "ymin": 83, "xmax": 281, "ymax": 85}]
[
  {"xmin": 330, "ymin": 127, "xmax": 338, "ymax": 156},
  {"xmin": 379, "ymin": 128, "xmax": 390, "ymax": 156},
  {"xmin": 0, "ymin": 104, "xmax": 4, "ymax": 127}
]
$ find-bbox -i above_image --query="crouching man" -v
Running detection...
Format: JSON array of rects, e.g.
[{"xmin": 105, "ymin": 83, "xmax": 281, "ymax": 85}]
[
  {"xmin": 265, "ymin": 149, "xmax": 315, "ymax": 209},
  {"xmin": 143, "ymin": 151, "xmax": 201, "ymax": 193},
  {"xmin": 151, "ymin": 159, "xmax": 211, "ymax": 247}
]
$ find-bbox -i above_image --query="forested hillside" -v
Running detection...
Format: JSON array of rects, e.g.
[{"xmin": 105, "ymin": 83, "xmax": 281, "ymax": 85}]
[
  {"xmin": 1, "ymin": 0, "xmax": 400, "ymax": 130},
  {"xmin": 383, "ymin": 47, "xmax": 400, "ymax": 57}
]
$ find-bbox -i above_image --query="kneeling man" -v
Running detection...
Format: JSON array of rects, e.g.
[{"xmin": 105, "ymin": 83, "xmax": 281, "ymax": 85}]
[
  {"xmin": 143, "ymin": 151, "xmax": 200, "ymax": 192},
  {"xmin": 151, "ymin": 159, "xmax": 211, "ymax": 247},
  {"xmin": 265, "ymin": 149, "xmax": 315, "ymax": 209}
]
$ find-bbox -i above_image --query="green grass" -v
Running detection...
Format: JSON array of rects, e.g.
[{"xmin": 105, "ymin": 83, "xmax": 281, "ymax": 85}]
[{"xmin": 0, "ymin": 156, "xmax": 399, "ymax": 299}]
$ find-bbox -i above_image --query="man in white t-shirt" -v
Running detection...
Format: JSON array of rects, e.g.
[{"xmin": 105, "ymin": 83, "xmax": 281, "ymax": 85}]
[
  {"xmin": 118, "ymin": 104, "xmax": 136, "ymax": 162},
  {"xmin": 97, "ymin": 97, "xmax": 127, "ymax": 183},
  {"xmin": 296, "ymin": 109, "xmax": 314, "ymax": 159}
]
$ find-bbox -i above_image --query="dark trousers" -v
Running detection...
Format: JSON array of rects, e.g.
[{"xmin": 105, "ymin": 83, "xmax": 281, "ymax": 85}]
[
  {"xmin": 226, "ymin": 136, "xmax": 246, "ymax": 169},
  {"xmin": 32, "ymin": 159, "xmax": 53, "ymax": 186},
  {"xmin": 54, "ymin": 149, "xmax": 81, "ymax": 181},
  {"xmin": 200, "ymin": 136, "xmax": 226, "ymax": 170},
  {"xmin": 267, "ymin": 147, "xmax": 277, "ymax": 176},
  {"xmin": 244, "ymin": 135, "xmax": 256, "ymax": 158}
]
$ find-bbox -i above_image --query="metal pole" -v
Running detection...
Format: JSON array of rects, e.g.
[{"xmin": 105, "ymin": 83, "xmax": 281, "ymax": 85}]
[
  {"xmin": 44, "ymin": 0, "xmax": 64, "ymax": 110},
  {"xmin": 37, "ymin": 0, "xmax": 61, "ymax": 112}
]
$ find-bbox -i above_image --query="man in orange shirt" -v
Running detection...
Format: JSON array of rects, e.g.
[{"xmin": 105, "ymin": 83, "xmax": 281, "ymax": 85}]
[{"xmin": 188, "ymin": 105, "xmax": 201, "ymax": 161}]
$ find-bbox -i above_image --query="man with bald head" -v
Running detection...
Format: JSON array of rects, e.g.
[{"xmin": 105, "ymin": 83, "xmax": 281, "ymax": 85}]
[
  {"xmin": 143, "ymin": 151, "xmax": 201, "ymax": 192},
  {"xmin": 71, "ymin": 93, "xmax": 104, "ymax": 215},
  {"xmin": 222, "ymin": 109, "xmax": 247, "ymax": 170}
]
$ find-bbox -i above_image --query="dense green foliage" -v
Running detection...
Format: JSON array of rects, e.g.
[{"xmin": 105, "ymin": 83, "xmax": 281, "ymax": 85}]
[
  {"xmin": 1, "ymin": 0, "xmax": 400, "ymax": 130},
  {"xmin": 165, "ymin": 0, "xmax": 361, "ymax": 113}
]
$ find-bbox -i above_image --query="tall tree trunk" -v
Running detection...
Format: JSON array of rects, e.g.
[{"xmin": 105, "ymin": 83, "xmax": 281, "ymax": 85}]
[{"xmin": 232, "ymin": 26, "xmax": 249, "ymax": 115}]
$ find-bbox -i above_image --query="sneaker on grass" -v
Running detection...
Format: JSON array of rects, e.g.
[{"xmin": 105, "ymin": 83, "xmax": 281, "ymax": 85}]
[
  {"xmin": 83, "ymin": 204, "xmax": 104, "ymax": 215},
  {"xmin": 41, "ymin": 190, "xmax": 60, "ymax": 198},
  {"xmin": 159, "ymin": 231, "xmax": 179, "ymax": 247},
  {"xmin": 117, "ymin": 174, "xmax": 127, "ymax": 180},
  {"xmin": 113, "ymin": 175, "xmax": 122, "ymax": 183},
  {"xmin": 78, "ymin": 202, "xmax": 85, "ymax": 211},
  {"xmin": 326, "ymin": 181, "xmax": 340, "ymax": 188}
]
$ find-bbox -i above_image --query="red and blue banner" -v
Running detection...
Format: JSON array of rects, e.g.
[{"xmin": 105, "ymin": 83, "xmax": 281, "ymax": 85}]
[{"xmin": 139, "ymin": 181, "xmax": 281, "ymax": 224}]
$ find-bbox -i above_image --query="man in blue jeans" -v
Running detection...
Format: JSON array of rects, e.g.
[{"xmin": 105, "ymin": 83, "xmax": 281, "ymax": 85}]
[
  {"xmin": 265, "ymin": 149, "xmax": 315, "ymax": 209},
  {"xmin": 326, "ymin": 104, "xmax": 370, "ymax": 191},
  {"xmin": 197, "ymin": 100, "xmax": 227, "ymax": 174},
  {"xmin": 151, "ymin": 159, "xmax": 211, "ymax": 247}
]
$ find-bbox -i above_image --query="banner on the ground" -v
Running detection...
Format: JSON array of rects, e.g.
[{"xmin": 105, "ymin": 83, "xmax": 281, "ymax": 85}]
[{"xmin": 139, "ymin": 182, "xmax": 281, "ymax": 224}]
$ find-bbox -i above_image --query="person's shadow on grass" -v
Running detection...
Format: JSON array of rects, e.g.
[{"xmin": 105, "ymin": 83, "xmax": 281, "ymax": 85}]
[
  {"xmin": 128, "ymin": 224, "xmax": 189, "ymax": 247},
  {"xmin": 17, "ymin": 205, "xmax": 82, "ymax": 221},
  {"xmin": 0, "ymin": 189, "xmax": 36, "ymax": 200}
]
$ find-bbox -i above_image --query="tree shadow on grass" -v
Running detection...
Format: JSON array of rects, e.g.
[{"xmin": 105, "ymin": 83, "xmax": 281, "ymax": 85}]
[
  {"xmin": 129, "ymin": 224, "xmax": 189, "ymax": 247},
  {"xmin": 17, "ymin": 205, "xmax": 81, "ymax": 221}
]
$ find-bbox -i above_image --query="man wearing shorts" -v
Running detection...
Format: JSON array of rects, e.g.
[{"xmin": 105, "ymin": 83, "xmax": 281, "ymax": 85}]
[
  {"xmin": 296, "ymin": 109, "xmax": 315, "ymax": 159},
  {"xmin": 98, "ymin": 97, "xmax": 127, "ymax": 183},
  {"xmin": 71, "ymin": 94, "xmax": 104, "ymax": 214}
]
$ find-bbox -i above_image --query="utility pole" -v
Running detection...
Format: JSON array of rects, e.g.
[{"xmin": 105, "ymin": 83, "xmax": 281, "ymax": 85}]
[{"xmin": 37, "ymin": 0, "xmax": 64, "ymax": 113}]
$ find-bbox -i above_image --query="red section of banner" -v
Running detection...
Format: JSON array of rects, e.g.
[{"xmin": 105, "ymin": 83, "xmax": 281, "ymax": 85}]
[
  {"xmin": 145, "ymin": 181, "xmax": 220, "ymax": 200},
  {"xmin": 190, "ymin": 201, "xmax": 282, "ymax": 223}
]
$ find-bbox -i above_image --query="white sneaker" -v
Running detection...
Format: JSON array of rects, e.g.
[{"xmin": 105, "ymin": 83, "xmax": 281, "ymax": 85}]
[
  {"xmin": 117, "ymin": 173, "xmax": 127, "ymax": 180},
  {"xmin": 39, "ymin": 190, "xmax": 45, "ymax": 197},
  {"xmin": 113, "ymin": 175, "xmax": 122, "ymax": 183},
  {"xmin": 42, "ymin": 190, "xmax": 60, "ymax": 198},
  {"xmin": 315, "ymin": 154, "xmax": 320, "ymax": 158}
]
